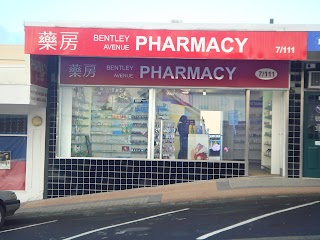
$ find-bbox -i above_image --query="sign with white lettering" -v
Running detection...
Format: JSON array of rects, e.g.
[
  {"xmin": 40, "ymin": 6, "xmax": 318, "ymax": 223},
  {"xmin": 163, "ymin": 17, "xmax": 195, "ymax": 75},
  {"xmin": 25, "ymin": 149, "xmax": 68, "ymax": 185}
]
[
  {"xmin": 25, "ymin": 26, "xmax": 307, "ymax": 60},
  {"xmin": 60, "ymin": 57, "xmax": 289, "ymax": 89}
]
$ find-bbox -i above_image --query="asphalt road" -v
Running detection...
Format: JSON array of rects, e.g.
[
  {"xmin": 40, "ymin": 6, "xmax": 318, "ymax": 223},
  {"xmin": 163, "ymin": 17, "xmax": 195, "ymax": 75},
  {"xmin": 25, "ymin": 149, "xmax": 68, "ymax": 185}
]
[{"xmin": 1, "ymin": 195, "xmax": 320, "ymax": 240}]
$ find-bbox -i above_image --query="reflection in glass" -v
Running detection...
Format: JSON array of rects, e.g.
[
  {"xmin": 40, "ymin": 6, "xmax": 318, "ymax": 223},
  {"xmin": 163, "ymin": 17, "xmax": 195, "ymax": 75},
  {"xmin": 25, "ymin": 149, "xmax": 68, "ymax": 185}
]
[
  {"xmin": 155, "ymin": 89, "xmax": 246, "ymax": 161},
  {"xmin": 59, "ymin": 86, "xmax": 150, "ymax": 158}
]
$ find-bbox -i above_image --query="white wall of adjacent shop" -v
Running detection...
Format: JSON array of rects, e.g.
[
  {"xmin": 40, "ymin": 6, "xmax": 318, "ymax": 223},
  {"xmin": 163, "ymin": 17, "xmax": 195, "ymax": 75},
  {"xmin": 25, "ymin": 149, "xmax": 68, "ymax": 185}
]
[{"xmin": 0, "ymin": 45, "xmax": 47, "ymax": 201}]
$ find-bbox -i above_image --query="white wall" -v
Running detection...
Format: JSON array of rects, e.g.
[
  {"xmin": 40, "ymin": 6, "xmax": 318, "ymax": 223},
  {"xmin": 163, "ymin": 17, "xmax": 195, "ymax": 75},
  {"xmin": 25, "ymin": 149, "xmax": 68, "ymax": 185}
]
[
  {"xmin": 0, "ymin": 85, "xmax": 31, "ymax": 104},
  {"xmin": 0, "ymin": 47, "xmax": 46, "ymax": 201},
  {"xmin": 25, "ymin": 107, "xmax": 46, "ymax": 201},
  {"xmin": 0, "ymin": 105, "xmax": 47, "ymax": 202},
  {"xmin": 0, "ymin": 54, "xmax": 31, "ymax": 104},
  {"xmin": 0, "ymin": 65, "xmax": 29, "ymax": 84}
]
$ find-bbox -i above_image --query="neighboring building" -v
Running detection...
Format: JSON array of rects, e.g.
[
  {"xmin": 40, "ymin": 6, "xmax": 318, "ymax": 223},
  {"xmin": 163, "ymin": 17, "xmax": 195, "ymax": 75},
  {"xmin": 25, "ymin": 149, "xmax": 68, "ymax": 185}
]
[
  {"xmin": 0, "ymin": 45, "xmax": 47, "ymax": 202},
  {"xmin": 2, "ymin": 23, "xmax": 319, "ymax": 201}
]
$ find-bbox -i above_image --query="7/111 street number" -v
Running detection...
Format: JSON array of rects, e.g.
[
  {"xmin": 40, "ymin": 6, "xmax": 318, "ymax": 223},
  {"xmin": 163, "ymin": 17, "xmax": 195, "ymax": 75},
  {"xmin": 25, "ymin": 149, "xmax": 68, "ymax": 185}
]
[{"xmin": 276, "ymin": 46, "xmax": 295, "ymax": 53}]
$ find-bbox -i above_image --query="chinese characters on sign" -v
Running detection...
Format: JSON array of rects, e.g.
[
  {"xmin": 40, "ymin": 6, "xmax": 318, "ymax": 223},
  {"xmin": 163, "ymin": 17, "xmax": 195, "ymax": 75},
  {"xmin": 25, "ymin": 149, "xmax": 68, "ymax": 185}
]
[
  {"xmin": 69, "ymin": 64, "xmax": 96, "ymax": 77},
  {"xmin": 39, "ymin": 31, "xmax": 79, "ymax": 51},
  {"xmin": 60, "ymin": 57, "xmax": 290, "ymax": 89},
  {"xmin": 25, "ymin": 26, "xmax": 308, "ymax": 60}
]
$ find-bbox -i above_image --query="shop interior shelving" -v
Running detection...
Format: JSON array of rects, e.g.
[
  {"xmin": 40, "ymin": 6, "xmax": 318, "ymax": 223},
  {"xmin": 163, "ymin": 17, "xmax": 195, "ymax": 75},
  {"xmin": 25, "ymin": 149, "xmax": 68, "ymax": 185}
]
[
  {"xmin": 71, "ymin": 87, "xmax": 92, "ymax": 157},
  {"xmin": 90, "ymin": 92, "xmax": 148, "ymax": 158},
  {"xmin": 261, "ymin": 92, "xmax": 273, "ymax": 170}
]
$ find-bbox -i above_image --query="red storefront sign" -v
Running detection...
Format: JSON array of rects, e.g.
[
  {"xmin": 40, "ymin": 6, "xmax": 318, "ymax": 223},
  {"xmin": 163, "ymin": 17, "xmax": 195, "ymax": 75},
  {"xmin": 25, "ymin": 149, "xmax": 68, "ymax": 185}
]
[
  {"xmin": 60, "ymin": 57, "xmax": 289, "ymax": 89},
  {"xmin": 25, "ymin": 26, "xmax": 307, "ymax": 60}
]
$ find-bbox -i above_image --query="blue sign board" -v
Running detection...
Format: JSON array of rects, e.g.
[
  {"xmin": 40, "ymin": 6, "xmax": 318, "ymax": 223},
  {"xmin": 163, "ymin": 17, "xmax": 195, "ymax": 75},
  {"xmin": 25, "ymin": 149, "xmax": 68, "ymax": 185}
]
[{"xmin": 308, "ymin": 32, "xmax": 320, "ymax": 51}]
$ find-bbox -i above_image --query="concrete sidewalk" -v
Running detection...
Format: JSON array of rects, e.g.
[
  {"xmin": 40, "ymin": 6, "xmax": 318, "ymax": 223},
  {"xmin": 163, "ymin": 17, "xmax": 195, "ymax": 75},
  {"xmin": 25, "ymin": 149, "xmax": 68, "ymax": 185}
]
[{"xmin": 17, "ymin": 176, "xmax": 320, "ymax": 214}]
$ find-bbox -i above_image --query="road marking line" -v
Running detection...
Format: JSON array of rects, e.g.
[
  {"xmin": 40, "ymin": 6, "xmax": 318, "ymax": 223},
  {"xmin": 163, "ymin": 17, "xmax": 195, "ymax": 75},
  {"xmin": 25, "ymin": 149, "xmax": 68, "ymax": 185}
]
[
  {"xmin": 197, "ymin": 201, "xmax": 320, "ymax": 240},
  {"xmin": 0, "ymin": 220, "xmax": 58, "ymax": 233},
  {"xmin": 64, "ymin": 208, "xmax": 189, "ymax": 240}
]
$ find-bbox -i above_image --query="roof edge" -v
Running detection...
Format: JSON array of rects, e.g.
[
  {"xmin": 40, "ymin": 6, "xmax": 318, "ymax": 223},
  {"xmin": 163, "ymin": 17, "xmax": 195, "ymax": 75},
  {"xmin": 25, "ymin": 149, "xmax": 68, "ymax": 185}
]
[{"xmin": 24, "ymin": 21, "xmax": 320, "ymax": 31}]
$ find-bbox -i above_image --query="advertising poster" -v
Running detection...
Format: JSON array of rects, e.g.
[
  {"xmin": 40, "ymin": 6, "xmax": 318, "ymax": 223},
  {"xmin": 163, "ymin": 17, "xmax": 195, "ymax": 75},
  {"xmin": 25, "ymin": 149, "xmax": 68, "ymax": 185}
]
[
  {"xmin": 0, "ymin": 137, "xmax": 27, "ymax": 190},
  {"xmin": 188, "ymin": 134, "xmax": 209, "ymax": 160},
  {"xmin": 0, "ymin": 151, "xmax": 11, "ymax": 169}
]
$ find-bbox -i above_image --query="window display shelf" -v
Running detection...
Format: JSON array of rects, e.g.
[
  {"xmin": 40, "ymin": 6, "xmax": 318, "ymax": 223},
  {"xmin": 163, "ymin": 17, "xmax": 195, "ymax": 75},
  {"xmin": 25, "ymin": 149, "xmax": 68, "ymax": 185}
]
[
  {"xmin": 131, "ymin": 140, "xmax": 148, "ymax": 145},
  {"xmin": 91, "ymin": 141, "xmax": 131, "ymax": 144},
  {"xmin": 92, "ymin": 150, "xmax": 131, "ymax": 153},
  {"xmin": 235, "ymin": 133, "xmax": 245, "ymax": 137},
  {"xmin": 265, "ymin": 105, "xmax": 272, "ymax": 111},
  {"xmin": 91, "ymin": 116, "xmax": 148, "ymax": 121},
  {"xmin": 154, "ymin": 120, "xmax": 175, "ymax": 159},
  {"xmin": 131, "ymin": 133, "xmax": 146, "ymax": 136},
  {"xmin": 71, "ymin": 105, "xmax": 91, "ymax": 157},
  {"xmin": 132, "ymin": 122, "xmax": 148, "ymax": 126},
  {"xmin": 90, "ymin": 142, "xmax": 148, "ymax": 146},
  {"xmin": 91, "ymin": 109, "xmax": 112, "ymax": 112},
  {"xmin": 131, "ymin": 150, "xmax": 148, "ymax": 153},
  {"xmin": 72, "ymin": 106, "xmax": 90, "ymax": 110},
  {"xmin": 91, "ymin": 124, "xmax": 131, "ymax": 127},
  {"xmin": 72, "ymin": 115, "xmax": 89, "ymax": 119},
  {"xmin": 261, "ymin": 93, "xmax": 273, "ymax": 170},
  {"xmin": 90, "ymin": 132, "xmax": 131, "ymax": 135},
  {"xmin": 249, "ymin": 133, "xmax": 262, "ymax": 137},
  {"xmin": 222, "ymin": 99, "xmax": 263, "ymax": 161},
  {"xmin": 88, "ymin": 88, "xmax": 149, "ymax": 158},
  {"xmin": 131, "ymin": 116, "xmax": 148, "ymax": 120},
  {"xmin": 72, "ymin": 96, "xmax": 90, "ymax": 104},
  {"xmin": 67, "ymin": 87, "xmax": 156, "ymax": 158},
  {"xmin": 73, "ymin": 133, "xmax": 89, "ymax": 136},
  {"xmin": 264, "ymin": 132, "xmax": 272, "ymax": 137},
  {"xmin": 91, "ymin": 116, "xmax": 132, "ymax": 120}
]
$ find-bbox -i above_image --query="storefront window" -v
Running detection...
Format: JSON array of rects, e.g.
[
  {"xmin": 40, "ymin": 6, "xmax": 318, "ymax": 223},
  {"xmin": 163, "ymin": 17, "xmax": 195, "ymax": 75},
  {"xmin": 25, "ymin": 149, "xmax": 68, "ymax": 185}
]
[
  {"xmin": 58, "ymin": 86, "xmax": 247, "ymax": 161},
  {"xmin": 0, "ymin": 114, "xmax": 27, "ymax": 190},
  {"xmin": 58, "ymin": 86, "xmax": 150, "ymax": 158},
  {"xmin": 154, "ymin": 89, "xmax": 246, "ymax": 161}
]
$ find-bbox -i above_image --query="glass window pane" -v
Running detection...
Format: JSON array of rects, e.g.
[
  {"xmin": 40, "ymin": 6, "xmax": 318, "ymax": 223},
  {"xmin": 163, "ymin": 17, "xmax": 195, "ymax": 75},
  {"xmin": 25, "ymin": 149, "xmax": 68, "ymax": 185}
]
[
  {"xmin": 154, "ymin": 89, "xmax": 246, "ymax": 161},
  {"xmin": 58, "ymin": 86, "xmax": 149, "ymax": 158},
  {"xmin": 0, "ymin": 115, "xmax": 27, "ymax": 134}
]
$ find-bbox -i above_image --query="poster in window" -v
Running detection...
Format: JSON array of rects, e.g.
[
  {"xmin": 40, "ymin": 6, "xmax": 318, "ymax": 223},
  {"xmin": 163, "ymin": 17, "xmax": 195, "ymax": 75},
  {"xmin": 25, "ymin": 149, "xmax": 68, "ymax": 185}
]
[
  {"xmin": 0, "ymin": 136, "xmax": 27, "ymax": 190},
  {"xmin": 0, "ymin": 151, "xmax": 11, "ymax": 169},
  {"xmin": 188, "ymin": 134, "xmax": 209, "ymax": 160}
]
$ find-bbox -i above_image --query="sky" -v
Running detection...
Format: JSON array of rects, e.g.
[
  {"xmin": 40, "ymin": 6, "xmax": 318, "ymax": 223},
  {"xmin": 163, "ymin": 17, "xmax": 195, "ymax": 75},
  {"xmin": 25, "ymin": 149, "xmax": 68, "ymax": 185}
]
[{"xmin": 1, "ymin": 0, "xmax": 320, "ymax": 44}]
